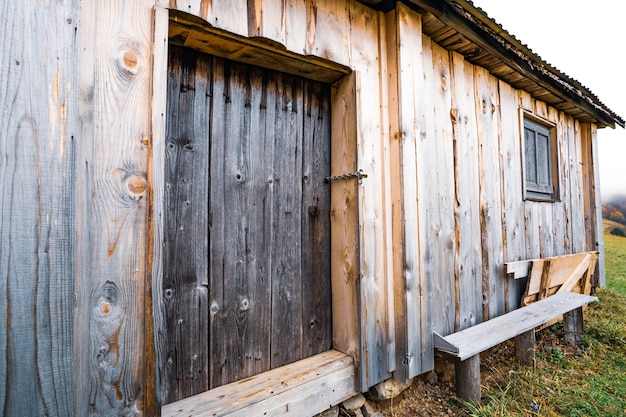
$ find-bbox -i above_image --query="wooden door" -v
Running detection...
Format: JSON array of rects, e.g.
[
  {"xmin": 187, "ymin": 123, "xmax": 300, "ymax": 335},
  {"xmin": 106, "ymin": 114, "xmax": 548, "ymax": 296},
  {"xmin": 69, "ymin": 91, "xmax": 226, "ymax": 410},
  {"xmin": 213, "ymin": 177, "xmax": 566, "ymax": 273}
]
[{"xmin": 162, "ymin": 45, "xmax": 332, "ymax": 404}]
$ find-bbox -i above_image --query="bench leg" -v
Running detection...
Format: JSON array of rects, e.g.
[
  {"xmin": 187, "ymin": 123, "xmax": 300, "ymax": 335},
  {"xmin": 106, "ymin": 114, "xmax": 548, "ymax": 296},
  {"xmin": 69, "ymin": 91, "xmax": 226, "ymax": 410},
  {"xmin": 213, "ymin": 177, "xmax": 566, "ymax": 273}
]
[
  {"xmin": 455, "ymin": 354, "xmax": 480, "ymax": 402},
  {"xmin": 515, "ymin": 329, "xmax": 536, "ymax": 369},
  {"xmin": 564, "ymin": 307, "xmax": 584, "ymax": 346}
]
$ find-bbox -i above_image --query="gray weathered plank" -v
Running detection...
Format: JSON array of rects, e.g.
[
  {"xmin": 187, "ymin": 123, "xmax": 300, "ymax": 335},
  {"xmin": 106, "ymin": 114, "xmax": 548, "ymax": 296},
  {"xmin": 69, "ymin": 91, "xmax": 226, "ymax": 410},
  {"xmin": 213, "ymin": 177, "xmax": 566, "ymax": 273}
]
[
  {"xmin": 0, "ymin": 3, "xmax": 78, "ymax": 416},
  {"xmin": 163, "ymin": 46, "xmax": 210, "ymax": 402},
  {"xmin": 434, "ymin": 292, "xmax": 597, "ymax": 361}
]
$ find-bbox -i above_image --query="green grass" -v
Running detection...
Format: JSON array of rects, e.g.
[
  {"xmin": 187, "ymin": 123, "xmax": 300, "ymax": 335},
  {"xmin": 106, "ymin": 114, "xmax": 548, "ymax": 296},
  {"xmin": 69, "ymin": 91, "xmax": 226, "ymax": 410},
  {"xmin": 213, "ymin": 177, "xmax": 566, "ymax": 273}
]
[{"xmin": 466, "ymin": 221, "xmax": 626, "ymax": 417}]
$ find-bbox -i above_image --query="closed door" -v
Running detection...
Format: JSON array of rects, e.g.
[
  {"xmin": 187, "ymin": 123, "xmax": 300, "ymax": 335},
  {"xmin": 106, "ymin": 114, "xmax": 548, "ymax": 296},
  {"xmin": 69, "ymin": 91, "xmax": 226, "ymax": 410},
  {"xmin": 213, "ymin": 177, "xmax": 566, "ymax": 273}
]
[{"xmin": 162, "ymin": 45, "xmax": 332, "ymax": 404}]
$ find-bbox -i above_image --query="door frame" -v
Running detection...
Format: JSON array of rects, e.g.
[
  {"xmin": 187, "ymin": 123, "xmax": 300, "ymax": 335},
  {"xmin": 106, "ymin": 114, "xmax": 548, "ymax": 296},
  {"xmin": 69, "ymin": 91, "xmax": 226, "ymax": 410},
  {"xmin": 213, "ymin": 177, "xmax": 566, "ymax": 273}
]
[{"xmin": 148, "ymin": 5, "xmax": 362, "ymax": 411}]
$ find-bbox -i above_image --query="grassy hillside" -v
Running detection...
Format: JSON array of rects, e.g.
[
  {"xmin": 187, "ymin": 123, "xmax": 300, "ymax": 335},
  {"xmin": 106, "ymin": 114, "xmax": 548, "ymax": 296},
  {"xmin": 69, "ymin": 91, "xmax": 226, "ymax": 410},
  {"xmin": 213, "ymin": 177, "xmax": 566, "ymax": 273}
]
[{"xmin": 467, "ymin": 221, "xmax": 626, "ymax": 416}]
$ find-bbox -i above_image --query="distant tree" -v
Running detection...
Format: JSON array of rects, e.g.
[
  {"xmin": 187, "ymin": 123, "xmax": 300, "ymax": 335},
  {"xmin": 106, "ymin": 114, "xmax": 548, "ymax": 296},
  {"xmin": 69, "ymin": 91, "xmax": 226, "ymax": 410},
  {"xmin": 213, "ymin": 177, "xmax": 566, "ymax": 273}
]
[
  {"xmin": 610, "ymin": 227, "xmax": 626, "ymax": 237},
  {"xmin": 609, "ymin": 210, "xmax": 626, "ymax": 224}
]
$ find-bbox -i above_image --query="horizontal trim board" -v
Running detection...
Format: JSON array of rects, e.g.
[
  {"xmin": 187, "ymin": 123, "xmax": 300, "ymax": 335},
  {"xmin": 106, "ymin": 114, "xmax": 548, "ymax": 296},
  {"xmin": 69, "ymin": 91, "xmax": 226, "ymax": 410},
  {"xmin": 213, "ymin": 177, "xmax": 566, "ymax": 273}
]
[
  {"xmin": 162, "ymin": 350, "xmax": 357, "ymax": 417},
  {"xmin": 169, "ymin": 10, "xmax": 351, "ymax": 84}
]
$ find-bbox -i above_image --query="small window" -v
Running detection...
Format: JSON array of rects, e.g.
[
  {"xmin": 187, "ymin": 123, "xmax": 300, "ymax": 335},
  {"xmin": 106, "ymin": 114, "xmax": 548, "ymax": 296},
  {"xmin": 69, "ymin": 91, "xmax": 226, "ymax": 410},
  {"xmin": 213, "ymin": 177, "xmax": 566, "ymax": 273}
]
[{"xmin": 523, "ymin": 116, "xmax": 559, "ymax": 201}]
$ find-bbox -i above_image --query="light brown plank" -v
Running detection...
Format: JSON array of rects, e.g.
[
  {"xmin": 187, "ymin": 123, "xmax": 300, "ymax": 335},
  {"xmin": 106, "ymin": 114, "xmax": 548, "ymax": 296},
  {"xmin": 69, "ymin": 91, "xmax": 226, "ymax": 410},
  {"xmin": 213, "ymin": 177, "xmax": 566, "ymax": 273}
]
[
  {"xmin": 75, "ymin": 0, "xmax": 153, "ymax": 414},
  {"xmin": 330, "ymin": 73, "xmax": 360, "ymax": 380},
  {"xmin": 162, "ymin": 350, "xmax": 356, "ymax": 417}
]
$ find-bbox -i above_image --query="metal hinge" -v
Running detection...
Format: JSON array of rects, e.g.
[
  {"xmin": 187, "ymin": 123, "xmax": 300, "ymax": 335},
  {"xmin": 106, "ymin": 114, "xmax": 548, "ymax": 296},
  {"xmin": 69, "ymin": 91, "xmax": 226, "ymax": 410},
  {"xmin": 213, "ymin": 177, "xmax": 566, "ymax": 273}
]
[{"xmin": 323, "ymin": 169, "xmax": 368, "ymax": 184}]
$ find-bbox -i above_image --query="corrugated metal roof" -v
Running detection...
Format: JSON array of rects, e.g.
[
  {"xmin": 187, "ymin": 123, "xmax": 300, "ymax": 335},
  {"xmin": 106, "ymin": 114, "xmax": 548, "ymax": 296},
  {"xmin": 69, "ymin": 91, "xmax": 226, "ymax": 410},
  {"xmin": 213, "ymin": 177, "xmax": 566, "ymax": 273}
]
[{"xmin": 360, "ymin": 0, "xmax": 624, "ymax": 128}]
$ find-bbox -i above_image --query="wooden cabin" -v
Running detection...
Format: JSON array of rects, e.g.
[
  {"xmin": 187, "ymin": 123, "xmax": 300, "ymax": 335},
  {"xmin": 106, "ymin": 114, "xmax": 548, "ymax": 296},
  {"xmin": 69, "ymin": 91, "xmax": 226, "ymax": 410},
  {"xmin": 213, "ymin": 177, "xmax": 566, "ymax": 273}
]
[{"xmin": 1, "ymin": 0, "xmax": 623, "ymax": 416}]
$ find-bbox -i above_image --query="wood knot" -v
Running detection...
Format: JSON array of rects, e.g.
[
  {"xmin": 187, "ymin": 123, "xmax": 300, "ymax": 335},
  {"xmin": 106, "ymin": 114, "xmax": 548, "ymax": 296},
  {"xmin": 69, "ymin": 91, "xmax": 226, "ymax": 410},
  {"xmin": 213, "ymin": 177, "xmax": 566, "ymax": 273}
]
[
  {"xmin": 128, "ymin": 177, "xmax": 146, "ymax": 194},
  {"xmin": 127, "ymin": 176, "xmax": 147, "ymax": 197},
  {"xmin": 100, "ymin": 300, "xmax": 112, "ymax": 315},
  {"xmin": 450, "ymin": 108, "xmax": 459, "ymax": 124},
  {"xmin": 122, "ymin": 50, "xmax": 139, "ymax": 72}
]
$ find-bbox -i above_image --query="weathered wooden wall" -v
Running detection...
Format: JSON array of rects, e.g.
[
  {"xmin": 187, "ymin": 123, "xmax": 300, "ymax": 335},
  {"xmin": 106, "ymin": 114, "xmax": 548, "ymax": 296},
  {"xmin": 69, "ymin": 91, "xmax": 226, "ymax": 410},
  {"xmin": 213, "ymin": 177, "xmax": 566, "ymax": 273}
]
[
  {"xmin": 0, "ymin": 2, "xmax": 78, "ymax": 416},
  {"xmin": 387, "ymin": 2, "xmax": 603, "ymax": 381},
  {"xmin": 0, "ymin": 1, "xmax": 607, "ymax": 416}
]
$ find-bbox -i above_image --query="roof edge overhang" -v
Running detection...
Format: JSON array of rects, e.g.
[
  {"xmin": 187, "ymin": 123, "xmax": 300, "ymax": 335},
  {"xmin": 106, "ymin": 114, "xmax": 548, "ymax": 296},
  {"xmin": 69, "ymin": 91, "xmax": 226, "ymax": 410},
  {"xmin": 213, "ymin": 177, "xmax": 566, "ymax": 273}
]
[{"xmin": 366, "ymin": 0, "xmax": 624, "ymax": 129}]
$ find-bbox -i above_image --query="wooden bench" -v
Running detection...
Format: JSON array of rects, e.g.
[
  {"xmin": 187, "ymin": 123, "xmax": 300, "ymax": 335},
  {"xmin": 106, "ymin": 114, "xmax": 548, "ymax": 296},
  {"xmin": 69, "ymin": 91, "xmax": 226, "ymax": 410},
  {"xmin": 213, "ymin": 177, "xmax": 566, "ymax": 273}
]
[{"xmin": 434, "ymin": 291, "xmax": 597, "ymax": 401}]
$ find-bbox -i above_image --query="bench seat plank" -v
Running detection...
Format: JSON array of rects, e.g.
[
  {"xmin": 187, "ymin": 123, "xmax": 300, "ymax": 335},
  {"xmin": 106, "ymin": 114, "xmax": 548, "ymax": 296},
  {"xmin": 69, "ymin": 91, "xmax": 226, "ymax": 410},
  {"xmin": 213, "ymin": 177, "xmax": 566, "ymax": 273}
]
[{"xmin": 434, "ymin": 292, "xmax": 597, "ymax": 361}]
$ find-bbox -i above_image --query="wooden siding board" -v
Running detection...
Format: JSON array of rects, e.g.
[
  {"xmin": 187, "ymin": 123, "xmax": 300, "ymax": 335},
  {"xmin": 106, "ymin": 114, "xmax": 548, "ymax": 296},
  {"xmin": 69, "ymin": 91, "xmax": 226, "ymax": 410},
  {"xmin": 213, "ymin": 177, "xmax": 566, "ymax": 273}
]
[
  {"xmin": 301, "ymin": 80, "xmax": 333, "ymax": 358},
  {"xmin": 329, "ymin": 73, "xmax": 360, "ymax": 377},
  {"xmin": 349, "ymin": 2, "xmax": 392, "ymax": 389},
  {"xmin": 75, "ymin": 0, "xmax": 153, "ymax": 414},
  {"xmin": 498, "ymin": 81, "xmax": 526, "ymax": 310},
  {"xmin": 285, "ymin": 0, "xmax": 307, "ymax": 54},
  {"xmin": 148, "ymin": 6, "xmax": 170, "ymax": 413},
  {"xmin": 450, "ymin": 51, "xmax": 482, "ymax": 329},
  {"xmin": 474, "ymin": 66, "xmax": 505, "ymax": 320},
  {"xmin": 305, "ymin": 0, "xmax": 351, "ymax": 67},
  {"xmin": 247, "ymin": 0, "xmax": 286, "ymax": 44},
  {"xmin": 430, "ymin": 40, "xmax": 457, "ymax": 335},
  {"xmin": 589, "ymin": 125, "xmax": 606, "ymax": 285},
  {"xmin": 0, "ymin": 2, "xmax": 78, "ymax": 416},
  {"xmin": 270, "ymin": 71, "xmax": 306, "ymax": 369},
  {"xmin": 548, "ymin": 107, "xmax": 566, "ymax": 256},
  {"xmin": 391, "ymin": 2, "xmax": 426, "ymax": 380}
]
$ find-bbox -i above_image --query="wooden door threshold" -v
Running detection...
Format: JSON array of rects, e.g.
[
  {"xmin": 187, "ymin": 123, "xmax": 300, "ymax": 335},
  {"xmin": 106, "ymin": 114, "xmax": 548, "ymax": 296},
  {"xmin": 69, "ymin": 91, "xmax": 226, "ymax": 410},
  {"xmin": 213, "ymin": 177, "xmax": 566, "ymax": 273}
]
[{"xmin": 162, "ymin": 350, "xmax": 357, "ymax": 417}]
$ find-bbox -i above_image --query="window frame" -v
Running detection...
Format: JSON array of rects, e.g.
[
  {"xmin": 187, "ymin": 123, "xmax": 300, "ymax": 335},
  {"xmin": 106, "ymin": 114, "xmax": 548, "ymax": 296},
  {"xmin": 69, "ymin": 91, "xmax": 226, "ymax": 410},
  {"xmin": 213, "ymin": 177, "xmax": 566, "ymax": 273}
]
[{"xmin": 521, "ymin": 113, "xmax": 560, "ymax": 202}]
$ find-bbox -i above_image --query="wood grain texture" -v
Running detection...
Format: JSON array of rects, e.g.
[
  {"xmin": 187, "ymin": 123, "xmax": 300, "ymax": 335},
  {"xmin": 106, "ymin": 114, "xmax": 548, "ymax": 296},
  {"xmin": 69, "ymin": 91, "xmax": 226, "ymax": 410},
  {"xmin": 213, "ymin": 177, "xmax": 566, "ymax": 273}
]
[
  {"xmin": 163, "ymin": 47, "xmax": 332, "ymax": 401},
  {"xmin": 498, "ymin": 81, "xmax": 526, "ymax": 311},
  {"xmin": 474, "ymin": 65, "xmax": 505, "ymax": 320},
  {"xmin": 449, "ymin": 51, "xmax": 482, "ymax": 330},
  {"xmin": 147, "ymin": 5, "xmax": 170, "ymax": 415},
  {"xmin": 75, "ymin": 1, "xmax": 153, "ymax": 414},
  {"xmin": 435, "ymin": 292, "xmax": 597, "ymax": 361},
  {"xmin": 349, "ymin": 1, "xmax": 393, "ymax": 390},
  {"xmin": 329, "ymin": 72, "xmax": 360, "ymax": 379},
  {"xmin": 162, "ymin": 350, "xmax": 356, "ymax": 417},
  {"xmin": 0, "ymin": 2, "xmax": 78, "ymax": 416},
  {"xmin": 422, "ymin": 39, "xmax": 456, "ymax": 336}
]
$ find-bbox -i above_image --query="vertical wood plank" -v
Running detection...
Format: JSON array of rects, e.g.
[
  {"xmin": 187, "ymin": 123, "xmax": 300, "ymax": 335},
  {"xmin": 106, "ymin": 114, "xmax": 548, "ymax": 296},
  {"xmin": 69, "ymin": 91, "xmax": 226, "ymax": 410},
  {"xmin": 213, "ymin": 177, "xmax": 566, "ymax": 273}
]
[
  {"xmin": 270, "ymin": 72, "xmax": 305, "ymax": 369},
  {"xmin": 206, "ymin": 0, "xmax": 248, "ymax": 36},
  {"xmin": 301, "ymin": 80, "xmax": 333, "ymax": 358},
  {"xmin": 548, "ymin": 107, "xmax": 566, "ymax": 256},
  {"xmin": 162, "ymin": 46, "xmax": 210, "ymax": 402},
  {"xmin": 474, "ymin": 66, "xmax": 505, "ymax": 320},
  {"xmin": 428, "ymin": 41, "xmax": 456, "ymax": 335},
  {"xmin": 247, "ymin": 0, "xmax": 286, "ymax": 45},
  {"xmin": 387, "ymin": 4, "xmax": 423, "ymax": 382},
  {"xmin": 305, "ymin": 0, "xmax": 351, "ymax": 67},
  {"xmin": 415, "ymin": 35, "xmax": 439, "ymax": 373},
  {"xmin": 76, "ymin": 0, "xmax": 153, "ymax": 414},
  {"xmin": 498, "ymin": 81, "xmax": 525, "ymax": 310},
  {"xmin": 588, "ymin": 125, "xmax": 606, "ymax": 285},
  {"xmin": 330, "ymin": 72, "xmax": 361, "ymax": 381},
  {"xmin": 558, "ymin": 112, "xmax": 574, "ymax": 254},
  {"xmin": 0, "ymin": 2, "xmax": 78, "ymax": 416},
  {"xmin": 450, "ymin": 51, "xmax": 482, "ymax": 330},
  {"xmin": 148, "ymin": 5, "xmax": 170, "ymax": 413},
  {"xmin": 285, "ymin": 0, "xmax": 307, "ymax": 54},
  {"xmin": 349, "ymin": 2, "xmax": 392, "ymax": 390},
  {"xmin": 569, "ymin": 120, "xmax": 586, "ymax": 253}
]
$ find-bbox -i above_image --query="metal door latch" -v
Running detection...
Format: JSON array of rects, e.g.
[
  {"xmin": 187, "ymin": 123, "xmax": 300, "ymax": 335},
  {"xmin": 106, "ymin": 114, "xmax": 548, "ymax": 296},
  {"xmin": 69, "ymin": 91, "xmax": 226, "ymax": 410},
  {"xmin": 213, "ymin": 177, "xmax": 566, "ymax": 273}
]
[{"xmin": 323, "ymin": 169, "xmax": 368, "ymax": 184}]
